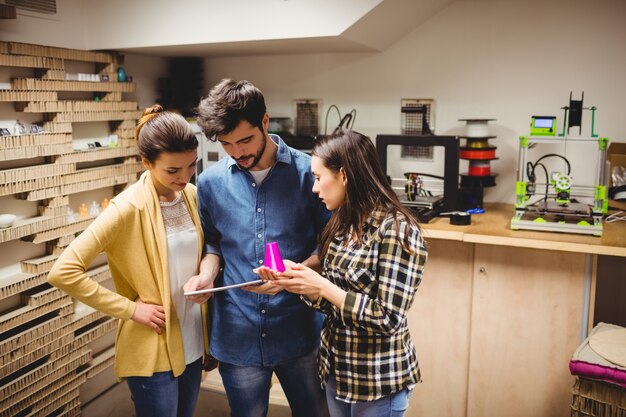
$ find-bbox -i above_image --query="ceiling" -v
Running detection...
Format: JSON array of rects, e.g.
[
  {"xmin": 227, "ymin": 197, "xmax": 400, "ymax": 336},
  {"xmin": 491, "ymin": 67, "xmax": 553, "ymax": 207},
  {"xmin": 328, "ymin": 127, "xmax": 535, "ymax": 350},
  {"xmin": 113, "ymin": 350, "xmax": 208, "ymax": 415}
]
[{"xmin": 89, "ymin": 0, "xmax": 456, "ymax": 57}]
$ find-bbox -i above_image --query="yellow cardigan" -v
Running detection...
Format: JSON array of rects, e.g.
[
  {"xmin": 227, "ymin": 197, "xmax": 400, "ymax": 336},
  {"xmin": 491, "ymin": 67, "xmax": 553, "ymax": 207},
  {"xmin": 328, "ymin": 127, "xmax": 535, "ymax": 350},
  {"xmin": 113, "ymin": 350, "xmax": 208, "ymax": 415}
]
[{"xmin": 48, "ymin": 171, "xmax": 208, "ymax": 378}]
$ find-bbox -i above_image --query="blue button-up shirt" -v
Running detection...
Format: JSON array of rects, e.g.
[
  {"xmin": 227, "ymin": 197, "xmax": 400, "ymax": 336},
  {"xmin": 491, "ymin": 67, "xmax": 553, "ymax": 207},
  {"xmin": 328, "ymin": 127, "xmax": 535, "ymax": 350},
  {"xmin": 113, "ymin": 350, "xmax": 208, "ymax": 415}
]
[{"xmin": 197, "ymin": 135, "xmax": 330, "ymax": 366}]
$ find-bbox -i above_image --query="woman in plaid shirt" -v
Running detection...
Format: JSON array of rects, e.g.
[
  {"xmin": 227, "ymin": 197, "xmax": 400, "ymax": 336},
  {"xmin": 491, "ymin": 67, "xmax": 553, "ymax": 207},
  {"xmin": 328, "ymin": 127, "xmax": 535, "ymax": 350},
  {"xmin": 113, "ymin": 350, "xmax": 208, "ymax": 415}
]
[{"xmin": 258, "ymin": 130, "xmax": 428, "ymax": 417}]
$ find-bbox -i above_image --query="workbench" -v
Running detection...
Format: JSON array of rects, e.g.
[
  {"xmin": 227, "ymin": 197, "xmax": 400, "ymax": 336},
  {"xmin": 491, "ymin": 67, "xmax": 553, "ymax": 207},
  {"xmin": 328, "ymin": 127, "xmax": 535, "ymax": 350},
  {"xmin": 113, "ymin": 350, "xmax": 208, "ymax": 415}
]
[{"xmin": 407, "ymin": 203, "xmax": 626, "ymax": 417}]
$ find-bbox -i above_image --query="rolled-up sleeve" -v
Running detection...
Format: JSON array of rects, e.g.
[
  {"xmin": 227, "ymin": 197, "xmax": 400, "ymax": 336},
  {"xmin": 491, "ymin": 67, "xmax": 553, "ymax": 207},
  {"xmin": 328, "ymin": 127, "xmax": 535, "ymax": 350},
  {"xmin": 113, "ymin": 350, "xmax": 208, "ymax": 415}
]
[{"xmin": 197, "ymin": 176, "xmax": 223, "ymax": 257}]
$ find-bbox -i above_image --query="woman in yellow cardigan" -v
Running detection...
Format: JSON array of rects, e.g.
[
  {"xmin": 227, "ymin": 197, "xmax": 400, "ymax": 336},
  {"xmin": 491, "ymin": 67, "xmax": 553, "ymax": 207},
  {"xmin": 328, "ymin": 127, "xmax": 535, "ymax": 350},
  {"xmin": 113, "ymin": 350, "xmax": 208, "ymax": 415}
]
[{"xmin": 48, "ymin": 105, "xmax": 215, "ymax": 417}]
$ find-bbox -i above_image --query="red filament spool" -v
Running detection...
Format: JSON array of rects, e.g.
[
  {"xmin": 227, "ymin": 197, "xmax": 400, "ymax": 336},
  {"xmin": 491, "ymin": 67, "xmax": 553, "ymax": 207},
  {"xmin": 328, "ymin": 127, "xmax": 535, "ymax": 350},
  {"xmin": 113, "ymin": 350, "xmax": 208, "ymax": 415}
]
[
  {"xmin": 460, "ymin": 148, "xmax": 497, "ymax": 160},
  {"xmin": 468, "ymin": 162, "xmax": 491, "ymax": 176}
]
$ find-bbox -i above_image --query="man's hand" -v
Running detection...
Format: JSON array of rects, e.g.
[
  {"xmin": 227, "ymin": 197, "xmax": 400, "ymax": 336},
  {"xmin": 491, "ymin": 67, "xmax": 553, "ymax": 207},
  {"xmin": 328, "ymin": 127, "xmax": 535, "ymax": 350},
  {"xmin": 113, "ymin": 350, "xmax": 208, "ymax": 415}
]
[
  {"xmin": 203, "ymin": 354, "xmax": 219, "ymax": 372},
  {"xmin": 131, "ymin": 299, "xmax": 166, "ymax": 334},
  {"xmin": 242, "ymin": 280, "xmax": 283, "ymax": 295},
  {"xmin": 254, "ymin": 259, "xmax": 297, "ymax": 281},
  {"xmin": 247, "ymin": 259, "xmax": 301, "ymax": 295}
]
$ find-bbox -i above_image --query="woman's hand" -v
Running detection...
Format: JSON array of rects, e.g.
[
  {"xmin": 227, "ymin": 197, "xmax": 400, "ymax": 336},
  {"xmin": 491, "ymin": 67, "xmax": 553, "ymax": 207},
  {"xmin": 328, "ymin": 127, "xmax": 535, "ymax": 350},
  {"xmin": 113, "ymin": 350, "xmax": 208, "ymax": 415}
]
[
  {"xmin": 183, "ymin": 274, "xmax": 214, "ymax": 304},
  {"xmin": 184, "ymin": 253, "xmax": 221, "ymax": 303},
  {"xmin": 270, "ymin": 262, "xmax": 327, "ymax": 302},
  {"xmin": 246, "ymin": 259, "xmax": 300, "ymax": 295},
  {"xmin": 272, "ymin": 262, "xmax": 348, "ymax": 307},
  {"xmin": 131, "ymin": 299, "xmax": 166, "ymax": 334}
]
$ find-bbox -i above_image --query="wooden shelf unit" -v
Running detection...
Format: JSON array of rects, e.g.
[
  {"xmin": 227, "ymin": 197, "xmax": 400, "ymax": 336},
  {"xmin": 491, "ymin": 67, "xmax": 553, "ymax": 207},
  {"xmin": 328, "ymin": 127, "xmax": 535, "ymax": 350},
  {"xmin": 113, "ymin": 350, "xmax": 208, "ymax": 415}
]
[{"xmin": 0, "ymin": 41, "xmax": 141, "ymax": 416}]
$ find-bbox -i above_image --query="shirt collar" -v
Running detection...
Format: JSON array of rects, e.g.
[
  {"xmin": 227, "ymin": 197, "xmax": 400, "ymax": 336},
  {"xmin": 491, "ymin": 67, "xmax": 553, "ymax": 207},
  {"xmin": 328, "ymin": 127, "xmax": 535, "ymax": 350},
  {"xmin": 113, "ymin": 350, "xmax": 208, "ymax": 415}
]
[
  {"xmin": 226, "ymin": 134, "xmax": 291, "ymax": 171},
  {"xmin": 365, "ymin": 208, "xmax": 387, "ymax": 229}
]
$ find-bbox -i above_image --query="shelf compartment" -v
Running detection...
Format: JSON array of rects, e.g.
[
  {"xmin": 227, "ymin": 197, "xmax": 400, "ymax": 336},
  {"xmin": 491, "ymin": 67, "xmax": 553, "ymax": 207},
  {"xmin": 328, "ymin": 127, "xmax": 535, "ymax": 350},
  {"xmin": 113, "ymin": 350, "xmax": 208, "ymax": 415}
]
[
  {"xmin": 49, "ymin": 237, "xmax": 75, "ymax": 256},
  {"xmin": 40, "ymin": 196, "xmax": 70, "ymax": 217},
  {"xmin": 0, "ymin": 163, "xmax": 75, "ymax": 185},
  {"xmin": 42, "ymin": 122, "xmax": 73, "ymax": 133},
  {"xmin": 0, "ymin": 344, "xmax": 88, "ymax": 411},
  {"xmin": 49, "ymin": 110, "xmax": 140, "ymax": 123},
  {"xmin": 20, "ymin": 254, "xmax": 59, "ymax": 275},
  {"xmin": 23, "ymin": 286, "xmax": 67, "ymax": 308},
  {"xmin": 0, "ymin": 90, "xmax": 57, "ymax": 101},
  {"xmin": 113, "ymin": 132, "xmax": 136, "ymax": 144},
  {"xmin": 39, "ymin": 205, "xmax": 68, "ymax": 218},
  {"xmin": 70, "ymin": 309, "xmax": 107, "ymax": 331},
  {"xmin": 0, "ymin": 133, "xmax": 72, "ymax": 150},
  {"xmin": 0, "ymin": 330, "xmax": 74, "ymax": 380},
  {"xmin": 0, "ymin": 143, "xmax": 73, "ymax": 161},
  {"xmin": 24, "ymin": 172, "xmax": 138, "ymax": 201},
  {"xmin": 1, "ymin": 175, "xmax": 64, "ymax": 196},
  {"xmin": 17, "ymin": 100, "xmax": 137, "ymax": 112},
  {"xmin": 11, "ymin": 78, "xmax": 136, "ymax": 93},
  {"xmin": 0, "ymin": 264, "xmax": 111, "ymax": 304},
  {"xmin": 0, "ymin": 54, "xmax": 64, "ymax": 69},
  {"xmin": 62, "ymin": 162, "xmax": 143, "ymax": 186},
  {"xmin": 100, "ymin": 92, "xmax": 122, "ymax": 102},
  {"xmin": 0, "ymin": 342, "xmax": 91, "ymax": 408},
  {"xmin": 0, "ymin": 216, "xmax": 67, "ymax": 244},
  {"xmin": 31, "ymin": 218, "xmax": 95, "ymax": 244},
  {"xmin": 1, "ymin": 371, "xmax": 84, "ymax": 417},
  {"xmin": 0, "ymin": 272, "xmax": 47, "ymax": 301},
  {"xmin": 0, "ymin": 312, "xmax": 71, "ymax": 360},
  {"xmin": 4, "ymin": 41, "xmax": 119, "ymax": 64},
  {"xmin": 116, "ymin": 119, "xmax": 136, "ymax": 130},
  {"xmin": 41, "ymin": 69, "xmax": 66, "ymax": 80},
  {"xmin": 4, "ymin": 162, "xmax": 142, "ymax": 198},
  {"xmin": 30, "ymin": 386, "xmax": 81, "ymax": 416},
  {"xmin": 0, "ymin": 296, "xmax": 72, "ymax": 334},
  {"xmin": 54, "ymin": 146, "xmax": 138, "ymax": 163},
  {"xmin": 74, "ymin": 320, "xmax": 116, "ymax": 350},
  {"xmin": 82, "ymin": 346, "xmax": 115, "ymax": 379}
]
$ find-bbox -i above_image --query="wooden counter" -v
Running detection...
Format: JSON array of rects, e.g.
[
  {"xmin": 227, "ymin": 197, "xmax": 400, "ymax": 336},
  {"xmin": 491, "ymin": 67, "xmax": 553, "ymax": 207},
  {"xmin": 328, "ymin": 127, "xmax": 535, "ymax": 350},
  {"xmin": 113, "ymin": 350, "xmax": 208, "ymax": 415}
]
[
  {"xmin": 421, "ymin": 203, "xmax": 626, "ymax": 257},
  {"xmin": 406, "ymin": 203, "xmax": 625, "ymax": 417}
]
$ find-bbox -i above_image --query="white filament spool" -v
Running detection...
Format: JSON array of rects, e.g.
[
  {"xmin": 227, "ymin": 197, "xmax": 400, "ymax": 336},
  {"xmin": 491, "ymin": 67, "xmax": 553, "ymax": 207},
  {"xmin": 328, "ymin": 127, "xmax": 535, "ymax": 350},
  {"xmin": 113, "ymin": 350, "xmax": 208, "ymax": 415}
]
[{"xmin": 465, "ymin": 120, "xmax": 490, "ymax": 138}]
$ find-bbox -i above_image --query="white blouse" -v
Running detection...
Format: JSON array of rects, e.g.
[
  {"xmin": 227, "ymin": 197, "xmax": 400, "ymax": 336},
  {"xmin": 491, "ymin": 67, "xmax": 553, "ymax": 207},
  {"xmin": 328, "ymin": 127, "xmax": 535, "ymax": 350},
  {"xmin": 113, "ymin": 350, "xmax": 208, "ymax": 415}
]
[{"xmin": 161, "ymin": 193, "xmax": 203, "ymax": 365}]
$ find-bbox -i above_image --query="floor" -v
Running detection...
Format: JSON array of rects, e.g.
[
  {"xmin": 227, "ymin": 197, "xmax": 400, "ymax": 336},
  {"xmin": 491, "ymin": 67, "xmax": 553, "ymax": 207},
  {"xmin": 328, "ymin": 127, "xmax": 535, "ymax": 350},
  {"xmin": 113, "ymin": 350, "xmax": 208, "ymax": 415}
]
[{"xmin": 81, "ymin": 372, "xmax": 292, "ymax": 417}]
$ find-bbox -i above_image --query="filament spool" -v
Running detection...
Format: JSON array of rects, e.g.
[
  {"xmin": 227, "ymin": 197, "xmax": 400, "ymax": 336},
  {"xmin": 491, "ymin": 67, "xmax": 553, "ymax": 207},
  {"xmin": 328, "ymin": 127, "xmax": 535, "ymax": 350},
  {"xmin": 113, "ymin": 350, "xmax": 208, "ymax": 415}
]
[
  {"xmin": 468, "ymin": 161, "xmax": 492, "ymax": 176},
  {"xmin": 460, "ymin": 147, "xmax": 497, "ymax": 160},
  {"xmin": 459, "ymin": 118, "xmax": 495, "ymax": 138},
  {"xmin": 457, "ymin": 118, "xmax": 498, "ymax": 209},
  {"xmin": 465, "ymin": 137, "xmax": 495, "ymax": 148}
]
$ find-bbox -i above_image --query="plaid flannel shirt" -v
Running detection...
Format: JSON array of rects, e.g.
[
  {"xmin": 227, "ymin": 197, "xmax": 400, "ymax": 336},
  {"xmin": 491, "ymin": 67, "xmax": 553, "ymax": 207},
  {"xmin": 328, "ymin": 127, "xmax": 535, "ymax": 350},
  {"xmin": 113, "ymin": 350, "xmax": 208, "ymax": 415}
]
[{"xmin": 304, "ymin": 209, "xmax": 428, "ymax": 402}]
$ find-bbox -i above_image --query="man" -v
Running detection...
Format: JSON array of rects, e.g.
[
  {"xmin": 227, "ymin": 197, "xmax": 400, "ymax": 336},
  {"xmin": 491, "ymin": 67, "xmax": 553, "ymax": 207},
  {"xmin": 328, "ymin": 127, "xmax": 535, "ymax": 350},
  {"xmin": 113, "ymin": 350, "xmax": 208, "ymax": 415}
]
[{"xmin": 184, "ymin": 79, "xmax": 330, "ymax": 417}]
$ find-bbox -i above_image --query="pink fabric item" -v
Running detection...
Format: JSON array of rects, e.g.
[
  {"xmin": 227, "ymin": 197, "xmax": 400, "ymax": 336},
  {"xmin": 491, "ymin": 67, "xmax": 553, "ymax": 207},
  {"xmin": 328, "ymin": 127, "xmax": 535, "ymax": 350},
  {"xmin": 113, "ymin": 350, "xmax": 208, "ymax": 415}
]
[
  {"xmin": 569, "ymin": 360, "xmax": 626, "ymax": 389},
  {"xmin": 569, "ymin": 323, "xmax": 626, "ymax": 389}
]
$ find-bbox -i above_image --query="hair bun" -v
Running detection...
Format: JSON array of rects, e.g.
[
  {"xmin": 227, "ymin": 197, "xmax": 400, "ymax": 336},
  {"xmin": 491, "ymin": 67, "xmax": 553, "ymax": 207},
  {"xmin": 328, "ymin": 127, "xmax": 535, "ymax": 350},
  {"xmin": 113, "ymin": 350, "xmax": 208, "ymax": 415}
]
[{"xmin": 142, "ymin": 104, "xmax": 164, "ymax": 117}]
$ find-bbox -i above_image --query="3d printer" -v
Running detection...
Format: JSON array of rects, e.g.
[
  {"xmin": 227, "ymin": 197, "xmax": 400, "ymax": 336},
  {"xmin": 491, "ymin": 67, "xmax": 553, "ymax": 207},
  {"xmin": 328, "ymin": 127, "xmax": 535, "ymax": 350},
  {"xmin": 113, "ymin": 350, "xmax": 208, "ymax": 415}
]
[
  {"xmin": 511, "ymin": 93, "xmax": 609, "ymax": 236},
  {"xmin": 376, "ymin": 135, "xmax": 459, "ymax": 222}
]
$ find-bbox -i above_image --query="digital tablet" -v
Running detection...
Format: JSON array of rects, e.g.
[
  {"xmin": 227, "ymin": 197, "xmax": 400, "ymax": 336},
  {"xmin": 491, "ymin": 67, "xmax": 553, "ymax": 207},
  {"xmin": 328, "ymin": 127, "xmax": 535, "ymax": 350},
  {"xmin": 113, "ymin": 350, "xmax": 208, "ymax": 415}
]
[{"xmin": 183, "ymin": 279, "xmax": 265, "ymax": 296}]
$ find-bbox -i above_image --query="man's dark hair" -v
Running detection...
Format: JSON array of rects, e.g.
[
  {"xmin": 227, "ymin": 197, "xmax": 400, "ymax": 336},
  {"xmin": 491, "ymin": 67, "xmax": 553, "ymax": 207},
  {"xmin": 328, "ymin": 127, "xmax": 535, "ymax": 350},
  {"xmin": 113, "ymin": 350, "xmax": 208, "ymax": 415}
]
[{"xmin": 196, "ymin": 79, "xmax": 266, "ymax": 142}]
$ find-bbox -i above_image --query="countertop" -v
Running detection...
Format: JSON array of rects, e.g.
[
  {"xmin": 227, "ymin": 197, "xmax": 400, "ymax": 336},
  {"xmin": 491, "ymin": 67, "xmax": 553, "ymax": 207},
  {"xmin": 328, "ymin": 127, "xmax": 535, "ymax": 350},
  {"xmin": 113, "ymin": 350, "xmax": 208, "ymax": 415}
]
[{"xmin": 421, "ymin": 203, "xmax": 626, "ymax": 257}]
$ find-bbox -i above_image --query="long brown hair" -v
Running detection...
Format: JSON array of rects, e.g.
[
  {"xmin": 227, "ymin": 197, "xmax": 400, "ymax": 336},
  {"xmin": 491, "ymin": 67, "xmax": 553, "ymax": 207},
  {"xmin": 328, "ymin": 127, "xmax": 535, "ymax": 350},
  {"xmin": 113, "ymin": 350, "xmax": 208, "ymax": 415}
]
[
  {"xmin": 313, "ymin": 130, "xmax": 422, "ymax": 258},
  {"xmin": 135, "ymin": 104, "xmax": 198, "ymax": 163}
]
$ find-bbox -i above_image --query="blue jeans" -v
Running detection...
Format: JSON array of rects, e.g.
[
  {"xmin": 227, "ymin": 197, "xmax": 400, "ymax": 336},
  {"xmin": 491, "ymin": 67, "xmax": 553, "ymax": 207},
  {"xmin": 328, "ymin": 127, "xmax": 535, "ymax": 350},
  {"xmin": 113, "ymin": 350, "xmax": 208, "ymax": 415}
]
[
  {"xmin": 126, "ymin": 358, "xmax": 202, "ymax": 417},
  {"xmin": 325, "ymin": 376, "xmax": 412, "ymax": 417},
  {"xmin": 219, "ymin": 350, "xmax": 329, "ymax": 417}
]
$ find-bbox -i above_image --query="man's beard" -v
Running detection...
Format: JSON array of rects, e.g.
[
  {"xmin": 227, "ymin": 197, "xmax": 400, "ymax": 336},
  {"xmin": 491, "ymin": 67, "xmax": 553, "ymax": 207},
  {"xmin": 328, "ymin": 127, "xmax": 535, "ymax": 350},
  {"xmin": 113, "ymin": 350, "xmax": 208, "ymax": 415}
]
[{"xmin": 236, "ymin": 133, "xmax": 267, "ymax": 170}]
